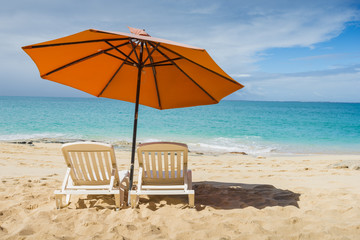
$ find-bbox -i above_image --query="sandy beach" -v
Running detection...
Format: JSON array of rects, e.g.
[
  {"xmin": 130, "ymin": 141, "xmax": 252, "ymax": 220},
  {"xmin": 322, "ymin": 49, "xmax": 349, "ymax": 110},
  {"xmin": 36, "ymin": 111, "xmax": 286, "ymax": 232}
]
[{"xmin": 1, "ymin": 142, "xmax": 360, "ymax": 239}]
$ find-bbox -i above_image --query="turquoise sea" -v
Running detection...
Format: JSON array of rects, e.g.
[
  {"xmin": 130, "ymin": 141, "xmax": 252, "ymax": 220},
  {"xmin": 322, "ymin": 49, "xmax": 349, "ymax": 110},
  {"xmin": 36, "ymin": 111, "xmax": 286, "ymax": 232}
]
[{"xmin": 1, "ymin": 96, "xmax": 359, "ymax": 155}]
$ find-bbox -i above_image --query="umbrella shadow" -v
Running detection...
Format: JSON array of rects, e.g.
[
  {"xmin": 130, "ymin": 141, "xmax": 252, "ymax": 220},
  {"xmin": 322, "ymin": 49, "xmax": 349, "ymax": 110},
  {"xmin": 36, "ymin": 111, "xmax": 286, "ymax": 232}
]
[
  {"xmin": 137, "ymin": 181, "xmax": 300, "ymax": 211},
  {"xmin": 193, "ymin": 181, "xmax": 300, "ymax": 210}
]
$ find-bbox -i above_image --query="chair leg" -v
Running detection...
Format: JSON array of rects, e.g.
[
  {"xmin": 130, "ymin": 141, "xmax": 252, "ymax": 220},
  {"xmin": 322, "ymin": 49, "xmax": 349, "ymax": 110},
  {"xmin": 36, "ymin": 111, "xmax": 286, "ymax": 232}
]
[
  {"xmin": 188, "ymin": 193, "xmax": 195, "ymax": 207},
  {"xmin": 65, "ymin": 194, "xmax": 71, "ymax": 205},
  {"xmin": 120, "ymin": 188, "xmax": 125, "ymax": 208},
  {"xmin": 55, "ymin": 194, "xmax": 63, "ymax": 209},
  {"xmin": 187, "ymin": 169, "xmax": 193, "ymax": 190},
  {"xmin": 55, "ymin": 193, "xmax": 71, "ymax": 209},
  {"xmin": 130, "ymin": 192, "xmax": 138, "ymax": 208},
  {"xmin": 115, "ymin": 193, "xmax": 121, "ymax": 210}
]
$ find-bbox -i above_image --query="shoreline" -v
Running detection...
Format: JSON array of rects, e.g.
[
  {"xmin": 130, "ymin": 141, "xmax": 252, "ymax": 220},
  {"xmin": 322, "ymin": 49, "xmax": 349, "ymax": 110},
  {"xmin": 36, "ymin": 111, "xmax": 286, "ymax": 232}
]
[{"xmin": 2, "ymin": 137, "xmax": 360, "ymax": 156}]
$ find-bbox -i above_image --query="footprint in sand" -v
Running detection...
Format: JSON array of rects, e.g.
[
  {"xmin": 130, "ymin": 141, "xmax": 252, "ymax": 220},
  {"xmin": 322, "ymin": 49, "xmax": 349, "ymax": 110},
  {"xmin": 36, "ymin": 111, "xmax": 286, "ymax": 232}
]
[
  {"xmin": 23, "ymin": 183, "xmax": 33, "ymax": 188},
  {"xmin": 25, "ymin": 204, "xmax": 39, "ymax": 210},
  {"xmin": 289, "ymin": 217, "xmax": 302, "ymax": 224},
  {"xmin": 18, "ymin": 227, "xmax": 34, "ymax": 236},
  {"xmin": 0, "ymin": 225, "xmax": 8, "ymax": 234},
  {"xmin": 47, "ymin": 174, "xmax": 58, "ymax": 177},
  {"xmin": 150, "ymin": 225, "xmax": 161, "ymax": 234},
  {"xmin": 126, "ymin": 224, "xmax": 137, "ymax": 231}
]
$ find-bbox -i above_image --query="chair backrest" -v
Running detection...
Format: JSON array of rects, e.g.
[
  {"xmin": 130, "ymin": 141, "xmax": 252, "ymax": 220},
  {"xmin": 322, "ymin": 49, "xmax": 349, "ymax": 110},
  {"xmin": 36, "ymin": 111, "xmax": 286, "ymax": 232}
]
[
  {"xmin": 62, "ymin": 142, "xmax": 118, "ymax": 186},
  {"xmin": 137, "ymin": 142, "xmax": 188, "ymax": 185}
]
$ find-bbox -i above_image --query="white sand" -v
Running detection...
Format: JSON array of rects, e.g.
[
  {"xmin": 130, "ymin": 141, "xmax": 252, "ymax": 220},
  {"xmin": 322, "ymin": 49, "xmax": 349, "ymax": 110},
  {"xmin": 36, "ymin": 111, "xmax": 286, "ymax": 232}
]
[{"xmin": 1, "ymin": 142, "xmax": 360, "ymax": 239}]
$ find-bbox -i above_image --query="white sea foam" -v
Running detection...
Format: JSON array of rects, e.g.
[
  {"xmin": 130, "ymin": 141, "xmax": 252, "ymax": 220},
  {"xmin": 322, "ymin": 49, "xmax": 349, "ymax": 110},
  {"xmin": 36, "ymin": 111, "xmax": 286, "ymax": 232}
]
[
  {"xmin": 0, "ymin": 133, "xmax": 82, "ymax": 142},
  {"xmin": 135, "ymin": 136, "xmax": 278, "ymax": 155},
  {"xmin": 186, "ymin": 137, "xmax": 277, "ymax": 155}
]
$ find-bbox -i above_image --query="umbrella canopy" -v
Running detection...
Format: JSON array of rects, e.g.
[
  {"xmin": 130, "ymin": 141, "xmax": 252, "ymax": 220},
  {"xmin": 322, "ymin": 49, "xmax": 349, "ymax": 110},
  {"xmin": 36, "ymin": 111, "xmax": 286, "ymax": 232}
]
[
  {"xmin": 22, "ymin": 27, "xmax": 244, "ymax": 197},
  {"xmin": 22, "ymin": 28, "xmax": 243, "ymax": 109}
]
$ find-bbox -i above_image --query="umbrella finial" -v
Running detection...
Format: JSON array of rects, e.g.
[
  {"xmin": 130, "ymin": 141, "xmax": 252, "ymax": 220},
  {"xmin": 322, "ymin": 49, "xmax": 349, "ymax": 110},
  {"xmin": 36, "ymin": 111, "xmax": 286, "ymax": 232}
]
[{"xmin": 128, "ymin": 27, "xmax": 151, "ymax": 37}]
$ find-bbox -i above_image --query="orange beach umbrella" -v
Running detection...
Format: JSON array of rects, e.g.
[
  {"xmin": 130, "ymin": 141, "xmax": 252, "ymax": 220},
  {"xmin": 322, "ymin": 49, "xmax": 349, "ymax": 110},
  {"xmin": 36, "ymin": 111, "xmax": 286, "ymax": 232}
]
[{"xmin": 22, "ymin": 27, "xmax": 244, "ymax": 194}]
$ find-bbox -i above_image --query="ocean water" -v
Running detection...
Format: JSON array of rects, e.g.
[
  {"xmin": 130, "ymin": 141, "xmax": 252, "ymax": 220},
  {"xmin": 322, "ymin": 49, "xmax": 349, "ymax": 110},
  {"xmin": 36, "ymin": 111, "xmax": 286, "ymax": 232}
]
[{"xmin": 1, "ymin": 96, "xmax": 359, "ymax": 155}]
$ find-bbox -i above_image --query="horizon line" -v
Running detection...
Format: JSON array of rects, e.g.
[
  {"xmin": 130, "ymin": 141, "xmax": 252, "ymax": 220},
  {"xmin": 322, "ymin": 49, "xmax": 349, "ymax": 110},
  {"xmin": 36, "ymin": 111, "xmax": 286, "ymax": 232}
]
[{"xmin": 1, "ymin": 95, "xmax": 359, "ymax": 104}]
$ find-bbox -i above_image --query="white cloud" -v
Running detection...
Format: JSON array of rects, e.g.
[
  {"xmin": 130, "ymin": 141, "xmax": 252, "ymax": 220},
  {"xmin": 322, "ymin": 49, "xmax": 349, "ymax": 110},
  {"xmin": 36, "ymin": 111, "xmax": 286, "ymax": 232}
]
[
  {"xmin": 189, "ymin": 4, "xmax": 219, "ymax": 15},
  {"xmin": 233, "ymin": 65, "xmax": 360, "ymax": 102},
  {"xmin": 0, "ymin": 0, "xmax": 359, "ymax": 101},
  {"xmin": 190, "ymin": 2, "xmax": 359, "ymax": 72},
  {"xmin": 230, "ymin": 74, "xmax": 251, "ymax": 78},
  {"xmin": 291, "ymin": 53, "xmax": 351, "ymax": 61}
]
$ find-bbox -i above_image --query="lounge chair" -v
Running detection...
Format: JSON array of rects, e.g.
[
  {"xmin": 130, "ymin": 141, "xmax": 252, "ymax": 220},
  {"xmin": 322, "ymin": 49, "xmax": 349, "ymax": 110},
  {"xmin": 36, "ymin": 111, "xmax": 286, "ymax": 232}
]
[
  {"xmin": 54, "ymin": 142, "xmax": 129, "ymax": 210},
  {"xmin": 130, "ymin": 142, "xmax": 195, "ymax": 208}
]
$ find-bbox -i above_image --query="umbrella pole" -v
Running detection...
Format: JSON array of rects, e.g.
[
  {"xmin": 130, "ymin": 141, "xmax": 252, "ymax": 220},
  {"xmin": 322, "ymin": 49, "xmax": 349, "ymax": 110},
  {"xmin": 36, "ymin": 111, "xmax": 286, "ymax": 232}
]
[{"xmin": 128, "ymin": 42, "xmax": 144, "ymax": 204}]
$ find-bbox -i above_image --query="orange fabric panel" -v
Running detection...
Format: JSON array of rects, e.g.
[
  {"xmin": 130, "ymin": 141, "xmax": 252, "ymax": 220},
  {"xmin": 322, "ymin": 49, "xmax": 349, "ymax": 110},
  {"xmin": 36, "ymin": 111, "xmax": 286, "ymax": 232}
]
[
  {"xmin": 100, "ymin": 64, "xmax": 139, "ymax": 103},
  {"xmin": 44, "ymin": 54, "xmax": 122, "ymax": 96},
  {"xmin": 102, "ymin": 63, "xmax": 220, "ymax": 109},
  {"xmin": 23, "ymin": 41, "xmax": 115, "ymax": 76},
  {"xmin": 159, "ymin": 44, "xmax": 234, "ymax": 81},
  {"xmin": 137, "ymin": 67, "xmax": 162, "ymax": 108},
  {"xmin": 155, "ymin": 65, "xmax": 217, "ymax": 109},
  {"xmin": 175, "ymin": 60, "xmax": 244, "ymax": 101},
  {"xmin": 142, "ymin": 46, "xmax": 175, "ymax": 67}
]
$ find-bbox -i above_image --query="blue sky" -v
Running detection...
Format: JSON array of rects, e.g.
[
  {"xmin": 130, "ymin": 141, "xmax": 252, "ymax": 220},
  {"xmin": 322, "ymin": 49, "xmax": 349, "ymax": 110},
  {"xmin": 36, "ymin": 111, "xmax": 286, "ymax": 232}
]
[{"xmin": 1, "ymin": 0, "xmax": 359, "ymax": 102}]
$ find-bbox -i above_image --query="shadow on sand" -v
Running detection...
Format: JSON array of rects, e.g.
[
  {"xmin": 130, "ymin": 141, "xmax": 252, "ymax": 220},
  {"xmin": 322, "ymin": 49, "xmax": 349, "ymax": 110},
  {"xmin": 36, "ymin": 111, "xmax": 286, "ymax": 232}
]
[
  {"xmin": 192, "ymin": 181, "xmax": 300, "ymax": 210},
  {"xmin": 132, "ymin": 181, "xmax": 300, "ymax": 211},
  {"xmin": 73, "ymin": 181, "xmax": 300, "ymax": 211}
]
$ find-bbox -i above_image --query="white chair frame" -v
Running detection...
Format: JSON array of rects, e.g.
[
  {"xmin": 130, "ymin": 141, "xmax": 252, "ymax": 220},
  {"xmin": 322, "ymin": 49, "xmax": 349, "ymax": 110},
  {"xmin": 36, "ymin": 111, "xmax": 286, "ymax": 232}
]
[
  {"xmin": 130, "ymin": 142, "xmax": 194, "ymax": 208},
  {"xmin": 54, "ymin": 142, "xmax": 129, "ymax": 210}
]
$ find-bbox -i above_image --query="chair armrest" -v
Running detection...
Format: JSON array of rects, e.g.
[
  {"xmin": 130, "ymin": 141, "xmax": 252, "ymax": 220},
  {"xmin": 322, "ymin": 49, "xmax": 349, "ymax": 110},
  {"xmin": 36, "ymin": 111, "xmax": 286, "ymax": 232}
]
[
  {"xmin": 109, "ymin": 168, "xmax": 116, "ymax": 191},
  {"xmin": 118, "ymin": 170, "xmax": 130, "ymax": 189},
  {"xmin": 137, "ymin": 167, "xmax": 143, "ymax": 190},
  {"xmin": 61, "ymin": 168, "xmax": 72, "ymax": 191}
]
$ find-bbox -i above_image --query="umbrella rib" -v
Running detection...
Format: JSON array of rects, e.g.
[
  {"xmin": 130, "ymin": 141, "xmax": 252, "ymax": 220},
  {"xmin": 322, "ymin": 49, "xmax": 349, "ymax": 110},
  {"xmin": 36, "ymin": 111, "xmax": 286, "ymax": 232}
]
[
  {"xmin": 97, "ymin": 61, "xmax": 126, "ymax": 97},
  {"xmin": 41, "ymin": 42, "xmax": 131, "ymax": 78},
  {"xmin": 144, "ymin": 58, "xmax": 181, "ymax": 67},
  {"xmin": 130, "ymin": 41, "xmax": 141, "ymax": 65},
  {"xmin": 98, "ymin": 43, "xmax": 139, "ymax": 97},
  {"xmin": 144, "ymin": 63, "xmax": 173, "ymax": 67},
  {"xmin": 148, "ymin": 42, "xmax": 218, "ymax": 103},
  {"xmin": 105, "ymin": 41, "xmax": 137, "ymax": 65},
  {"xmin": 142, "ymin": 42, "xmax": 160, "ymax": 65},
  {"xmin": 22, "ymin": 38, "xmax": 130, "ymax": 49},
  {"xmin": 144, "ymin": 42, "xmax": 162, "ymax": 109},
  {"xmin": 104, "ymin": 52, "xmax": 135, "ymax": 66},
  {"xmin": 158, "ymin": 45, "xmax": 242, "ymax": 86}
]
